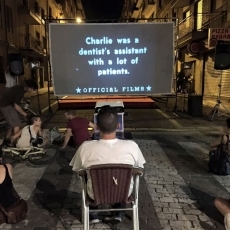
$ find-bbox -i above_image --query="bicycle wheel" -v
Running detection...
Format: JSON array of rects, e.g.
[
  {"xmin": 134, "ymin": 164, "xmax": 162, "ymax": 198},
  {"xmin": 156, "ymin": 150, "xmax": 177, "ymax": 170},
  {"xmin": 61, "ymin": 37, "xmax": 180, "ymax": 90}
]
[{"xmin": 28, "ymin": 146, "xmax": 59, "ymax": 166}]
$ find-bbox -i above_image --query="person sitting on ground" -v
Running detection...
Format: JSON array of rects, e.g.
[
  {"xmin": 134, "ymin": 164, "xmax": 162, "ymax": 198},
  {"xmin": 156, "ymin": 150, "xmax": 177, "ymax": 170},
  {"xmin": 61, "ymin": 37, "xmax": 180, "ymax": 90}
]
[
  {"xmin": 0, "ymin": 149, "xmax": 18, "ymax": 210},
  {"xmin": 0, "ymin": 80, "xmax": 38, "ymax": 145},
  {"xmin": 61, "ymin": 110, "xmax": 95, "ymax": 149},
  {"xmin": 16, "ymin": 116, "xmax": 43, "ymax": 148},
  {"xmin": 210, "ymin": 118, "xmax": 230, "ymax": 150},
  {"xmin": 213, "ymin": 118, "xmax": 230, "ymax": 230},
  {"xmin": 69, "ymin": 105, "xmax": 146, "ymax": 224}
]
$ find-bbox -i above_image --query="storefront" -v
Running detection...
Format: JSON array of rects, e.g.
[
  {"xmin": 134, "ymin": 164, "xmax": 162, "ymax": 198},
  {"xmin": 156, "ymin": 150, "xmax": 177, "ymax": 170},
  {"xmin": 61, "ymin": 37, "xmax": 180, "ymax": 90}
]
[{"xmin": 203, "ymin": 50, "xmax": 230, "ymax": 98}]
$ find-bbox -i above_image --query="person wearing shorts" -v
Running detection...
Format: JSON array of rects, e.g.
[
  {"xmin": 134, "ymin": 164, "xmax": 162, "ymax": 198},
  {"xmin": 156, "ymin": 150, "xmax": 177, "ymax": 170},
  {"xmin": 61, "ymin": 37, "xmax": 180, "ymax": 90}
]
[{"xmin": 0, "ymin": 80, "xmax": 38, "ymax": 144}]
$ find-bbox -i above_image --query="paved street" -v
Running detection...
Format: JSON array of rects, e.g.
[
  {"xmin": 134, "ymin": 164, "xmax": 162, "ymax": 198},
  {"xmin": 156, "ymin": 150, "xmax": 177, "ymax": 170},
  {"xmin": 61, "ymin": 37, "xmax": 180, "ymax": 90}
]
[{"xmin": 0, "ymin": 97, "xmax": 230, "ymax": 230}]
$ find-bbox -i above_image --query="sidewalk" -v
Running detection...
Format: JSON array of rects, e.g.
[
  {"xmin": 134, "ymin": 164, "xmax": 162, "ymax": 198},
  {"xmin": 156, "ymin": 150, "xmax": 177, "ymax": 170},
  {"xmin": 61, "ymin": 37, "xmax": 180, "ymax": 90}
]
[
  {"xmin": 161, "ymin": 94, "xmax": 230, "ymax": 117},
  {"xmin": 0, "ymin": 96, "xmax": 229, "ymax": 229},
  {"xmin": 24, "ymin": 87, "xmax": 53, "ymax": 98}
]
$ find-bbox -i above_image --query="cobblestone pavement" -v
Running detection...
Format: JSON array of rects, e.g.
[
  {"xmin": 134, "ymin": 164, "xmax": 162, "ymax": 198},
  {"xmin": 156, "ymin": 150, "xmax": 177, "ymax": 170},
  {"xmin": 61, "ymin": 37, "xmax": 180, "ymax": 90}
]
[{"xmin": 0, "ymin": 128, "xmax": 229, "ymax": 230}]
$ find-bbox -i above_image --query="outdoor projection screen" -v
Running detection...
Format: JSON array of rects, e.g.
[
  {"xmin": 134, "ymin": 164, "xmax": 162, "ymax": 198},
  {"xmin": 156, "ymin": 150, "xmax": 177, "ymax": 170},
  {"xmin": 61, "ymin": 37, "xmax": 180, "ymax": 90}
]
[{"xmin": 49, "ymin": 23, "xmax": 174, "ymax": 96}]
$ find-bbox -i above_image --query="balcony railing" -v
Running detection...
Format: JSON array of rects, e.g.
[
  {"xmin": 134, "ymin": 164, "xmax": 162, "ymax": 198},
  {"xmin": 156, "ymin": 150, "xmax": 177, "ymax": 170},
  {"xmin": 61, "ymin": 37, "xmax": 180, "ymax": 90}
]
[
  {"xmin": 18, "ymin": 0, "xmax": 41, "ymax": 24},
  {"xmin": 19, "ymin": 33, "xmax": 43, "ymax": 53},
  {"xmin": 18, "ymin": 0, "xmax": 38, "ymax": 15},
  {"xmin": 177, "ymin": 11, "xmax": 226, "ymax": 39}
]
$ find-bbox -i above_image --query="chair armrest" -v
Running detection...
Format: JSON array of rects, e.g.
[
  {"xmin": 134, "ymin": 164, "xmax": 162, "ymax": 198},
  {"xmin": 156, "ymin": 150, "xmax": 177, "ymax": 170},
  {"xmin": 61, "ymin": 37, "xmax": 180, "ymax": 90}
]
[
  {"xmin": 133, "ymin": 167, "xmax": 144, "ymax": 176},
  {"xmin": 77, "ymin": 169, "xmax": 87, "ymax": 177}
]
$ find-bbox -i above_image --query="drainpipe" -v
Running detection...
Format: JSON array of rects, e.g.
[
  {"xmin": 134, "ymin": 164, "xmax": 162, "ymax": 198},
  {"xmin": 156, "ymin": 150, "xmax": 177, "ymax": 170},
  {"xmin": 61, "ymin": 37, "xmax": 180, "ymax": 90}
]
[
  {"xmin": 45, "ymin": 0, "xmax": 53, "ymax": 115},
  {"xmin": 201, "ymin": 53, "xmax": 205, "ymax": 96},
  {"xmin": 3, "ymin": 0, "xmax": 9, "ymax": 65}
]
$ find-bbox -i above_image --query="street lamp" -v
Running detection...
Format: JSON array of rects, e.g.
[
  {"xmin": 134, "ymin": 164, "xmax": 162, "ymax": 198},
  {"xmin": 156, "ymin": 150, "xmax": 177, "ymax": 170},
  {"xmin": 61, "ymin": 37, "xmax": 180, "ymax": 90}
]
[{"xmin": 76, "ymin": 17, "xmax": 82, "ymax": 23}]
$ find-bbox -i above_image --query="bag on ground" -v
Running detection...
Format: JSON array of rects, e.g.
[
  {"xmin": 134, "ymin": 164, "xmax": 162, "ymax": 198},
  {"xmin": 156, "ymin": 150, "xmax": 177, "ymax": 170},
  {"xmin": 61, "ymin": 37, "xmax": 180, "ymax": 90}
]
[
  {"xmin": 208, "ymin": 135, "xmax": 230, "ymax": 175},
  {"xmin": 5, "ymin": 198, "xmax": 28, "ymax": 224},
  {"xmin": 0, "ymin": 187, "xmax": 28, "ymax": 224}
]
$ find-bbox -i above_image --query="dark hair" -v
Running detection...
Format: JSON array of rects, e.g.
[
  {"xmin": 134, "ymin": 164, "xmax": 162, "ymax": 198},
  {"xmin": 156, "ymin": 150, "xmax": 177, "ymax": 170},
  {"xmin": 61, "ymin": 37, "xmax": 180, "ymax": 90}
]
[
  {"xmin": 226, "ymin": 118, "xmax": 230, "ymax": 129},
  {"xmin": 97, "ymin": 105, "xmax": 118, "ymax": 134},
  {"xmin": 25, "ymin": 80, "xmax": 38, "ymax": 90},
  {"xmin": 30, "ymin": 116, "xmax": 40, "ymax": 125},
  {"xmin": 0, "ymin": 146, "xmax": 3, "ymax": 158},
  {"xmin": 65, "ymin": 110, "xmax": 76, "ymax": 116}
]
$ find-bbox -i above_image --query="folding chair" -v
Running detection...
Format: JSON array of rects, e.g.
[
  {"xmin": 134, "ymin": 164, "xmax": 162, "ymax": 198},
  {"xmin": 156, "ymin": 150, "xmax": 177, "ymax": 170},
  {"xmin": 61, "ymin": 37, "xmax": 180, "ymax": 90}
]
[{"xmin": 78, "ymin": 164, "xmax": 143, "ymax": 230}]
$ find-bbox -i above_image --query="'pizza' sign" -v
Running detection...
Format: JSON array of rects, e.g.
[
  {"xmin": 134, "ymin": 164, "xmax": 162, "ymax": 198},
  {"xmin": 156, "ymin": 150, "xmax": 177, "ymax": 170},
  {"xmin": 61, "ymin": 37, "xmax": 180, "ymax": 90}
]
[{"xmin": 208, "ymin": 28, "xmax": 230, "ymax": 47}]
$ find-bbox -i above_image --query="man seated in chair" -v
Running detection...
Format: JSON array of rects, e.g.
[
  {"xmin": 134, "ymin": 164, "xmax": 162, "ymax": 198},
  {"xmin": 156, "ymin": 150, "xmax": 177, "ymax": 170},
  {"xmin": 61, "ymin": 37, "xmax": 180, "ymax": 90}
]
[{"xmin": 70, "ymin": 105, "xmax": 146, "ymax": 224}]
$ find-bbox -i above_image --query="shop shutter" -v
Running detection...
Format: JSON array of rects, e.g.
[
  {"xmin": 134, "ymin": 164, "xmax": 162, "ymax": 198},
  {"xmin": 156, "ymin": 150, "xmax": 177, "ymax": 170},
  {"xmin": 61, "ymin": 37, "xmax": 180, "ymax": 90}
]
[{"xmin": 204, "ymin": 52, "xmax": 230, "ymax": 98}]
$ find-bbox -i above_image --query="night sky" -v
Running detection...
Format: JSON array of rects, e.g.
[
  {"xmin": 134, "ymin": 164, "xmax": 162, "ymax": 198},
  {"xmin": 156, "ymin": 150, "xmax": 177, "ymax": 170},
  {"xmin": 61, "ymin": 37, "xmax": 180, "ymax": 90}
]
[{"xmin": 81, "ymin": 0, "xmax": 125, "ymax": 20}]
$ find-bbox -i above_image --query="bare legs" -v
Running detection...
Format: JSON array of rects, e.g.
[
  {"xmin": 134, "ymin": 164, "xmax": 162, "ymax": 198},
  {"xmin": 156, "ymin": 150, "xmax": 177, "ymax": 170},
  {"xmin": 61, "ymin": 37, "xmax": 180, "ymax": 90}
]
[
  {"xmin": 214, "ymin": 197, "xmax": 230, "ymax": 216},
  {"xmin": 214, "ymin": 197, "xmax": 230, "ymax": 230},
  {"xmin": 5, "ymin": 127, "xmax": 22, "ymax": 145}
]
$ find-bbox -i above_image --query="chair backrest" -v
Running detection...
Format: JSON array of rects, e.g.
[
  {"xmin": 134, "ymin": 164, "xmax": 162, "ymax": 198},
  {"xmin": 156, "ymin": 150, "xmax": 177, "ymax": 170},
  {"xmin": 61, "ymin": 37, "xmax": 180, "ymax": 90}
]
[{"xmin": 89, "ymin": 164, "xmax": 133, "ymax": 206}]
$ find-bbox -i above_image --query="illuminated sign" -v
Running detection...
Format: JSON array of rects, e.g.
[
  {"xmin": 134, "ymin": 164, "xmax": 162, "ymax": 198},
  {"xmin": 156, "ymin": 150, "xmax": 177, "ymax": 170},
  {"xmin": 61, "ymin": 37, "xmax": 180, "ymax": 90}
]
[
  {"xmin": 208, "ymin": 28, "xmax": 230, "ymax": 47},
  {"xmin": 30, "ymin": 61, "xmax": 40, "ymax": 68}
]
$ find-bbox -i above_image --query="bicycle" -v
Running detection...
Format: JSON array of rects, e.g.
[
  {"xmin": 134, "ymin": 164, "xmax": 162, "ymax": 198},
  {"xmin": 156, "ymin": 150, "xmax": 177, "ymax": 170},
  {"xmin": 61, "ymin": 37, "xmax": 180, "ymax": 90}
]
[
  {"xmin": 1, "ymin": 100, "xmax": 61, "ymax": 167},
  {"xmin": 2, "ymin": 144, "xmax": 59, "ymax": 166}
]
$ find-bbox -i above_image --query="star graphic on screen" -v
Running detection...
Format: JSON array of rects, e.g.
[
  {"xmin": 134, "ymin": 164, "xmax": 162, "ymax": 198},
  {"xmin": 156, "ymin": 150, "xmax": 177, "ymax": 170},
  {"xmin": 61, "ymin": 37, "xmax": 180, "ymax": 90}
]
[
  {"xmin": 146, "ymin": 85, "xmax": 152, "ymax": 91},
  {"xmin": 76, "ymin": 87, "xmax": 81, "ymax": 93}
]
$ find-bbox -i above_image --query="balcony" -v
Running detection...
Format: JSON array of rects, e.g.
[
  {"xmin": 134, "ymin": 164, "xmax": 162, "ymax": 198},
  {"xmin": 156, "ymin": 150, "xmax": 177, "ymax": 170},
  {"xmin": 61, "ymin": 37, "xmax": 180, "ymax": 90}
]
[
  {"xmin": 171, "ymin": 0, "xmax": 190, "ymax": 8},
  {"xmin": 176, "ymin": 11, "xmax": 226, "ymax": 48},
  {"xmin": 19, "ymin": 34, "xmax": 44, "ymax": 54},
  {"xmin": 18, "ymin": 1, "xmax": 40, "ymax": 25}
]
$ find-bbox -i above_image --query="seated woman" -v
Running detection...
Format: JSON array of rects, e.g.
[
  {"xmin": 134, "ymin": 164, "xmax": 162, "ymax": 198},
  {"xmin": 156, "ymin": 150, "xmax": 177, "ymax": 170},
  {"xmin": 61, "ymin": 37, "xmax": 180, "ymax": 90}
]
[
  {"xmin": 210, "ymin": 118, "xmax": 230, "ymax": 150},
  {"xmin": 0, "ymin": 153, "xmax": 18, "ymax": 210},
  {"xmin": 16, "ymin": 116, "xmax": 43, "ymax": 148},
  {"xmin": 213, "ymin": 118, "xmax": 230, "ymax": 230}
]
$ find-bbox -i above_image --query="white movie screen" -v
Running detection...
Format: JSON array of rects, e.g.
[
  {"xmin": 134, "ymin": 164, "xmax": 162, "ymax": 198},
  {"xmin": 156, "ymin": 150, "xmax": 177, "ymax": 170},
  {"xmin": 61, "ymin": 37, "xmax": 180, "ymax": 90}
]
[{"xmin": 49, "ymin": 23, "xmax": 174, "ymax": 96}]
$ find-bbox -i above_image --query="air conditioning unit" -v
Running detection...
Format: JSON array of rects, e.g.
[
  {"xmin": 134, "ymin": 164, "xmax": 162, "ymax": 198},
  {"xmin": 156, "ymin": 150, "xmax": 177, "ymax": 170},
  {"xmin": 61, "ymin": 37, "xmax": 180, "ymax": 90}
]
[
  {"xmin": 136, "ymin": 0, "xmax": 143, "ymax": 8},
  {"xmin": 132, "ymin": 8, "xmax": 141, "ymax": 18},
  {"xmin": 142, "ymin": 1, "xmax": 156, "ymax": 18}
]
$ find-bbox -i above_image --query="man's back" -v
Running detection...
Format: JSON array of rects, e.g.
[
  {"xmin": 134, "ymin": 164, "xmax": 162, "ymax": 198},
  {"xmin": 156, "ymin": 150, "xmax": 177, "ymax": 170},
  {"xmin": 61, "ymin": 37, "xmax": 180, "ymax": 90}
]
[
  {"xmin": 71, "ymin": 139, "xmax": 144, "ymax": 170},
  {"xmin": 70, "ymin": 138, "xmax": 145, "ymax": 199}
]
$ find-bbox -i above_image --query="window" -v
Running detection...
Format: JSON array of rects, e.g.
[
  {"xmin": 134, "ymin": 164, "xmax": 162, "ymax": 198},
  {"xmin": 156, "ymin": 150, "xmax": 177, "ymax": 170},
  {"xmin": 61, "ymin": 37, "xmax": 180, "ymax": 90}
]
[
  {"xmin": 159, "ymin": 0, "xmax": 162, "ymax": 7},
  {"xmin": 49, "ymin": 7, "xmax": 52, "ymax": 18},
  {"xmin": 41, "ymin": 8, "xmax": 45, "ymax": 19},
  {"xmin": 183, "ymin": 11, "xmax": 189, "ymax": 20},
  {"xmin": 5, "ymin": 6, "xmax": 13, "ymax": 34},
  {"xmin": 22, "ymin": 0, "xmax": 28, "ymax": 8},
  {"xmin": 42, "ymin": 36, "xmax": 46, "ymax": 49},
  {"xmin": 151, "ymin": 12, "xmax": 154, "ymax": 19},
  {"xmin": 36, "ymin": 31, "xmax": 40, "ymax": 46},
  {"xmin": 0, "ymin": 56, "xmax": 5, "ymax": 84},
  {"xmin": 172, "ymin": 8, "xmax": 177, "ymax": 18},
  {"xmin": 183, "ymin": 10, "xmax": 190, "ymax": 27},
  {"xmin": 196, "ymin": 0, "xmax": 203, "ymax": 30},
  {"xmin": 34, "ymin": 1, "xmax": 40, "ymax": 15},
  {"xmin": 211, "ymin": 0, "xmax": 222, "ymax": 11},
  {"xmin": 164, "ymin": 13, "xmax": 168, "ymax": 22}
]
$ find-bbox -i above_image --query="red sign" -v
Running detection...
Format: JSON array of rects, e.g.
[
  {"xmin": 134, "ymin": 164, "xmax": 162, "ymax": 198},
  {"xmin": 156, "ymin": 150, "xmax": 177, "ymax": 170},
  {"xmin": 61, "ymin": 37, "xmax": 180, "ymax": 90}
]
[{"xmin": 208, "ymin": 28, "xmax": 230, "ymax": 47}]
